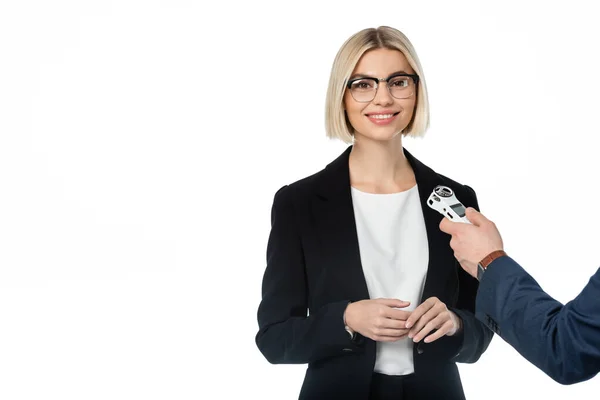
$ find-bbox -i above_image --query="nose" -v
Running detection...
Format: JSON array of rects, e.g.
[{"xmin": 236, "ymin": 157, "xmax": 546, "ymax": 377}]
[{"xmin": 372, "ymin": 82, "xmax": 394, "ymax": 106}]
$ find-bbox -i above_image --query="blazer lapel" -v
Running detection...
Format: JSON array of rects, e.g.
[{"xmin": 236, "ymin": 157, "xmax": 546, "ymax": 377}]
[{"xmin": 312, "ymin": 146, "xmax": 370, "ymax": 302}]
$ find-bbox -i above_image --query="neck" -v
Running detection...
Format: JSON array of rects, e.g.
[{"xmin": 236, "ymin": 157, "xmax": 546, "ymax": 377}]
[{"xmin": 349, "ymin": 135, "xmax": 415, "ymax": 193}]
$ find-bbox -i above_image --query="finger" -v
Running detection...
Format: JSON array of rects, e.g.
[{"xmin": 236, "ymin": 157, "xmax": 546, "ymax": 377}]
[
  {"xmin": 405, "ymin": 298, "xmax": 436, "ymax": 329},
  {"xmin": 449, "ymin": 237, "xmax": 458, "ymax": 252},
  {"xmin": 375, "ymin": 298, "xmax": 411, "ymax": 308},
  {"xmin": 412, "ymin": 314, "xmax": 446, "ymax": 342},
  {"xmin": 408, "ymin": 308, "xmax": 437, "ymax": 338},
  {"xmin": 423, "ymin": 321, "xmax": 455, "ymax": 343},
  {"xmin": 373, "ymin": 327, "xmax": 411, "ymax": 337},
  {"xmin": 464, "ymin": 207, "xmax": 489, "ymax": 227},
  {"xmin": 408, "ymin": 300, "xmax": 444, "ymax": 336},
  {"xmin": 385, "ymin": 308, "xmax": 412, "ymax": 321},
  {"xmin": 439, "ymin": 217, "xmax": 458, "ymax": 235},
  {"xmin": 377, "ymin": 317, "xmax": 410, "ymax": 330}
]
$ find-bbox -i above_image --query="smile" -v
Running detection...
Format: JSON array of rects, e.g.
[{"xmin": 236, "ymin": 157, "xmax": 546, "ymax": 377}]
[
  {"xmin": 370, "ymin": 113, "xmax": 395, "ymax": 119},
  {"xmin": 366, "ymin": 112, "xmax": 400, "ymax": 125}
]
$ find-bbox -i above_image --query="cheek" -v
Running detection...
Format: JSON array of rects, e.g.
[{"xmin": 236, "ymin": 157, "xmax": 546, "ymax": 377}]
[
  {"xmin": 343, "ymin": 97, "xmax": 365, "ymax": 126},
  {"xmin": 346, "ymin": 110, "xmax": 365, "ymax": 132},
  {"xmin": 405, "ymin": 99, "xmax": 417, "ymax": 119}
]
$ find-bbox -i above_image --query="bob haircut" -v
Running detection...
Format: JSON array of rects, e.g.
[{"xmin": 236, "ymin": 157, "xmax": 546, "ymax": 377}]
[{"xmin": 325, "ymin": 26, "xmax": 430, "ymax": 143}]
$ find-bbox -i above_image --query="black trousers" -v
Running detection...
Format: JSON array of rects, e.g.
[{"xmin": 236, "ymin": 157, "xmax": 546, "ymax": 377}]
[
  {"xmin": 369, "ymin": 373, "xmax": 414, "ymax": 400},
  {"xmin": 369, "ymin": 372, "xmax": 466, "ymax": 400}
]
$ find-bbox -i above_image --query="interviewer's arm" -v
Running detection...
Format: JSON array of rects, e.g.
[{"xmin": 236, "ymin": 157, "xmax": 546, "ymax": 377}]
[{"xmin": 476, "ymin": 257, "xmax": 600, "ymax": 384}]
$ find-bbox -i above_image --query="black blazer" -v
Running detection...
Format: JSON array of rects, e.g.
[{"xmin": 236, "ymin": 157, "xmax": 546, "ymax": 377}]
[{"xmin": 256, "ymin": 146, "xmax": 493, "ymax": 399}]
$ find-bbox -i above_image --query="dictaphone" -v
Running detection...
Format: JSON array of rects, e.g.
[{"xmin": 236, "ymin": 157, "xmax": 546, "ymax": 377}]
[{"xmin": 427, "ymin": 185, "xmax": 471, "ymax": 224}]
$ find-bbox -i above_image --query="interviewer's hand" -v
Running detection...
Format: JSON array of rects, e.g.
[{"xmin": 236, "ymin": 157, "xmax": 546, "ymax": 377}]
[
  {"xmin": 344, "ymin": 299, "xmax": 411, "ymax": 342},
  {"xmin": 439, "ymin": 207, "xmax": 504, "ymax": 278}
]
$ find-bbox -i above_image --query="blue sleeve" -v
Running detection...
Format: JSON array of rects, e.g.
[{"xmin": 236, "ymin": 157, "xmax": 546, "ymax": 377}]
[{"xmin": 476, "ymin": 256, "xmax": 600, "ymax": 384}]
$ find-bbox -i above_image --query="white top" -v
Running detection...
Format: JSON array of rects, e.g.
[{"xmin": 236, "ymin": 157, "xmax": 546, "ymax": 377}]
[{"xmin": 351, "ymin": 185, "xmax": 429, "ymax": 376}]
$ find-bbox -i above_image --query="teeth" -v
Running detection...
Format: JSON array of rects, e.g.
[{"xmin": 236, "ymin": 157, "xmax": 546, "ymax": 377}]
[{"xmin": 370, "ymin": 114, "xmax": 394, "ymax": 119}]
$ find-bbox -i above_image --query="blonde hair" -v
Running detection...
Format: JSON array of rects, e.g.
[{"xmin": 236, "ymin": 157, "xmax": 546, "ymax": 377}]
[{"xmin": 325, "ymin": 26, "xmax": 430, "ymax": 143}]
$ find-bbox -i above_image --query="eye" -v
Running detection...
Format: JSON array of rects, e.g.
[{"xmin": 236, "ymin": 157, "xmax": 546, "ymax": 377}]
[
  {"xmin": 389, "ymin": 77, "xmax": 410, "ymax": 88},
  {"xmin": 351, "ymin": 80, "xmax": 375, "ymax": 91}
]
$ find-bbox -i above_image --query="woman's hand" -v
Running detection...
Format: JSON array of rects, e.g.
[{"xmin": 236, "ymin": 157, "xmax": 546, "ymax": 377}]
[
  {"xmin": 404, "ymin": 297, "xmax": 462, "ymax": 343},
  {"xmin": 344, "ymin": 298, "xmax": 411, "ymax": 342}
]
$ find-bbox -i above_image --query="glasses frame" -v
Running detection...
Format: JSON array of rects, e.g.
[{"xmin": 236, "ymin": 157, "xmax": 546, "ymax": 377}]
[{"xmin": 346, "ymin": 72, "xmax": 420, "ymax": 103}]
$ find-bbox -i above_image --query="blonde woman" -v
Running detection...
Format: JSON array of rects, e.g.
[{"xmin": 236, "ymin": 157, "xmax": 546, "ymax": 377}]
[{"xmin": 256, "ymin": 26, "xmax": 493, "ymax": 400}]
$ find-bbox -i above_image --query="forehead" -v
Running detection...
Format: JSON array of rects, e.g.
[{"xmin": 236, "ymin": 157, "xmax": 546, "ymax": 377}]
[{"xmin": 351, "ymin": 48, "xmax": 414, "ymax": 76}]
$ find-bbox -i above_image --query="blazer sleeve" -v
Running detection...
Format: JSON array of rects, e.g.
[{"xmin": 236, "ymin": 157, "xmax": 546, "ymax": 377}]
[
  {"xmin": 445, "ymin": 185, "xmax": 494, "ymax": 363},
  {"xmin": 255, "ymin": 186, "xmax": 364, "ymax": 365},
  {"xmin": 476, "ymin": 256, "xmax": 600, "ymax": 384}
]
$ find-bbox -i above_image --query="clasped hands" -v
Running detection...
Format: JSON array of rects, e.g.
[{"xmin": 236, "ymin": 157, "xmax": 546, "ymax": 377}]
[{"xmin": 344, "ymin": 297, "xmax": 462, "ymax": 343}]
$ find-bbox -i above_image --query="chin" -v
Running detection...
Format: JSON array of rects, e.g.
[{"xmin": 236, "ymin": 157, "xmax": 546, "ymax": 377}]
[{"xmin": 358, "ymin": 126, "xmax": 405, "ymax": 142}]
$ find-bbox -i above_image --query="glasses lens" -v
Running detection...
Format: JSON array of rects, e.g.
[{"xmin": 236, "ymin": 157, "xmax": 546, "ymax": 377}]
[
  {"xmin": 388, "ymin": 76, "xmax": 414, "ymax": 99},
  {"xmin": 349, "ymin": 79, "xmax": 376, "ymax": 102}
]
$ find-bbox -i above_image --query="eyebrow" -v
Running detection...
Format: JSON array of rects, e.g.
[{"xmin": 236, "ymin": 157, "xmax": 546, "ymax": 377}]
[{"xmin": 349, "ymin": 70, "xmax": 410, "ymax": 80}]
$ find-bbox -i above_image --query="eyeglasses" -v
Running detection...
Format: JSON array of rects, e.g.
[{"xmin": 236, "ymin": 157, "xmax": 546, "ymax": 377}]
[{"xmin": 346, "ymin": 73, "xmax": 419, "ymax": 103}]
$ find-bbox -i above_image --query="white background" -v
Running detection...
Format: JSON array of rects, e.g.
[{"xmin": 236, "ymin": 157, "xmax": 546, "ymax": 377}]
[{"xmin": 1, "ymin": 0, "xmax": 599, "ymax": 398}]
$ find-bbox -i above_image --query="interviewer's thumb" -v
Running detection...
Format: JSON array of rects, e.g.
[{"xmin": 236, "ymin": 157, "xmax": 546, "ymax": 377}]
[{"xmin": 465, "ymin": 207, "xmax": 489, "ymax": 227}]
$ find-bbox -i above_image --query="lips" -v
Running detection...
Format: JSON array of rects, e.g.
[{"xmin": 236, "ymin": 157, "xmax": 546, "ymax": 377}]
[{"xmin": 365, "ymin": 111, "xmax": 400, "ymax": 125}]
